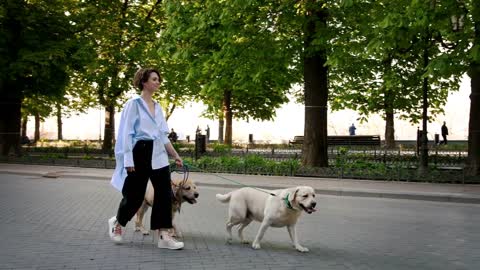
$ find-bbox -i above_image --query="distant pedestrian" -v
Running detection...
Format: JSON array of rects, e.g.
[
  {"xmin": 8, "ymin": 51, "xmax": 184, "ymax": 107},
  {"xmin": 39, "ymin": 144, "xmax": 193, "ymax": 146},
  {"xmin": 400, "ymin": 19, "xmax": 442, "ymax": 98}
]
[
  {"xmin": 168, "ymin": 128, "xmax": 178, "ymax": 143},
  {"xmin": 349, "ymin": 123, "xmax": 356, "ymax": 136},
  {"xmin": 441, "ymin": 121, "xmax": 448, "ymax": 145},
  {"xmin": 195, "ymin": 125, "xmax": 201, "ymax": 135},
  {"xmin": 206, "ymin": 125, "xmax": 210, "ymax": 142}
]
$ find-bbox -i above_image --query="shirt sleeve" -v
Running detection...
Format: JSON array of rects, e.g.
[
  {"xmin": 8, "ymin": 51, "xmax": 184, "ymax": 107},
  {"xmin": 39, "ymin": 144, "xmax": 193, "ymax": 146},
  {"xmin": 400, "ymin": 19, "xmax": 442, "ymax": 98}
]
[
  {"xmin": 121, "ymin": 100, "xmax": 138, "ymax": 167},
  {"xmin": 157, "ymin": 105, "xmax": 170, "ymax": 145}
]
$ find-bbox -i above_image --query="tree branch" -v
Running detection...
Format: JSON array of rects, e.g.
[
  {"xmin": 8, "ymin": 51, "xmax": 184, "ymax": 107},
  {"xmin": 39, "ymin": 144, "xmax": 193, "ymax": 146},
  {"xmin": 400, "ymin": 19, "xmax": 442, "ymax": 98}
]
[{"xmin": 125, "ymin": 0, "xmax": 162, "ymax": 45}]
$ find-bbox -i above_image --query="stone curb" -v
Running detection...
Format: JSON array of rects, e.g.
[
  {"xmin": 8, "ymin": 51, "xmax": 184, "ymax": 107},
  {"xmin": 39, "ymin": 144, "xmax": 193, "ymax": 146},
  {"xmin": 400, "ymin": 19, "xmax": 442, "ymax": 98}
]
[{"xmin": 2, "ymin": 169, "xmax": 479, "ymax": 204}]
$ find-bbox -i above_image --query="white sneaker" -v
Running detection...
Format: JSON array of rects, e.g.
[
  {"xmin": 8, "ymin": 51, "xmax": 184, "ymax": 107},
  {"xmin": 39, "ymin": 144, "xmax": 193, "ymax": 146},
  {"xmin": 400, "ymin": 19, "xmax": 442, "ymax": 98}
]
[
  {"xmin": 108, "ymin": 216, "xmax": 123, "ymax": 243},
  {"xmin": 158, "ymin": 232, "xmax": 184, "ymax": 250}
]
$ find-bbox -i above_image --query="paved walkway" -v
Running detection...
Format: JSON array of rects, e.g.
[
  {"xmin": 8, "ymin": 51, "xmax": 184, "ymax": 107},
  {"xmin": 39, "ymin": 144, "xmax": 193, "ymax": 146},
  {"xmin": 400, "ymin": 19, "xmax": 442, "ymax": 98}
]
[
  {"xmin": 1, "ymin": 163, "xmax": 479, "ymax": 204},
  {"xmin": 1, "ymin": 163, "xmax": 480, "ymax": 269}
]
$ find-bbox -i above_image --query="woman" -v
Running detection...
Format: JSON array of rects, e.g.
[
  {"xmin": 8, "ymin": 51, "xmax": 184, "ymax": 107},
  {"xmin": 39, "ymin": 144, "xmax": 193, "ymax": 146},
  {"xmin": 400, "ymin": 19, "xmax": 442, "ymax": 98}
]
[{"xmin": 108, "ymin": 68, "xmax": 184, "ymax": 250}]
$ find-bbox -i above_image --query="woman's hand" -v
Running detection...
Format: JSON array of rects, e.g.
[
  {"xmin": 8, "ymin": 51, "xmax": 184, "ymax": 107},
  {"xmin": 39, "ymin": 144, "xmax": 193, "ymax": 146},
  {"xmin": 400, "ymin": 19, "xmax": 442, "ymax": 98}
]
[
  {"xmin": 126, "ymin": 167, "xmax": 135, "ymax": 172},
  {"xmin": 175, "ymin": 156, "xmax": 183, "ymax": 168},
  {"xmin": 165, "ymin": 142, "xmax": 183, "ymax": 168}
]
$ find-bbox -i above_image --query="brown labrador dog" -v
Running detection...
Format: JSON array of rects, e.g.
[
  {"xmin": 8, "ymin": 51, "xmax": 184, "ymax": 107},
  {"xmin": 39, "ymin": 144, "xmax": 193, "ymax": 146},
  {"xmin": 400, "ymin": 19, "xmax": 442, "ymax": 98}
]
[{"xmin": 135, "ymin": 177, "xmax": 199, "ymax": 237}]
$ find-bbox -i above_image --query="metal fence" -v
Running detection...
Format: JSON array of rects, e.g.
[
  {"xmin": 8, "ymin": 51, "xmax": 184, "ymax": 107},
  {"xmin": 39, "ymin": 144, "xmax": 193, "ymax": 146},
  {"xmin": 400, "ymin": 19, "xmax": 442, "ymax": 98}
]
[
  {"xmin": 183, "ymin": 146, "xmax": 467, "ymax": 168},
  {"xmin": 6, "ymin": 144, "xmax": 470, "ymax": 183}
]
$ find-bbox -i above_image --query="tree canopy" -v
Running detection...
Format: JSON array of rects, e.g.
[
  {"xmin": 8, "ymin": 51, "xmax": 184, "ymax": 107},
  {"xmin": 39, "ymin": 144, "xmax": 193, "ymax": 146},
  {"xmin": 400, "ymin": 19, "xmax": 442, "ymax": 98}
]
[
  {"xmin": 0, "ymin": 0, "xmax": 83, "ymax": 154},
  {"xmin": 158, "ymin": 0, "xmax": 302, "ymax": 143},
  {"xmin": 1, "ymin": 0, "xmax": 478, "ymax": 178}
]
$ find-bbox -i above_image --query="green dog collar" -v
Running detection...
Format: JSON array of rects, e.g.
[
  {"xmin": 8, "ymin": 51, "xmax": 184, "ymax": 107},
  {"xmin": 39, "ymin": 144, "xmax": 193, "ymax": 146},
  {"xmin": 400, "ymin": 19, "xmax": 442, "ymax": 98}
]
[{"xmin": 284, "ymin": 194, "xmax": 294, "ymax": 210}]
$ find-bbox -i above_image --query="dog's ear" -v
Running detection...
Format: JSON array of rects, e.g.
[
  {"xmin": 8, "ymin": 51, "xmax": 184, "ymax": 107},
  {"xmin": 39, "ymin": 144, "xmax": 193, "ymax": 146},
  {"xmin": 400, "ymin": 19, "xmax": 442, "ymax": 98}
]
[
  {"xmin": 171, "ymin": 181, "xmax": 179, "ymax": 193},
  {"xmin": 288, "ymin": 188, "xmax": 299, "ymax": 205}
]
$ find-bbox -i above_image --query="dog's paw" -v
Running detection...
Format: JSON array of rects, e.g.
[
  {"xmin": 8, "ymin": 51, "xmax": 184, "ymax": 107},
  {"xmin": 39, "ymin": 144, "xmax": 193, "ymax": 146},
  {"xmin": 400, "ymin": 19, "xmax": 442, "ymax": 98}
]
[
  {"xmin": 135, "ymin": 225, "xmax": 150, "ymax": 235},
  {"xmin": 240, "ymin": 239, "xmax": 250, "ymax": 245},
  {"xmin": 295, "ymin": 245, "xmax": 309, "ymax": 253},
  {"xmin": 226, "ymin": 238, "xmax": 233, "ymax": 245},
  {"xmin": 251, "ymin": 242, "xmax": 261, "ymax": 250}
]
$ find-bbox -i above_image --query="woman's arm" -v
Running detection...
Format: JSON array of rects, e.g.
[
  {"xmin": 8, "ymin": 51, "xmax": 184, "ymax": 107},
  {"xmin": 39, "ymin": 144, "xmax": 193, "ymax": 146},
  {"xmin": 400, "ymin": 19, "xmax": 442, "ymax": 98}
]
[{"xmin": 165, "ymin": 142, "xmax": 183, "ymax": 167}]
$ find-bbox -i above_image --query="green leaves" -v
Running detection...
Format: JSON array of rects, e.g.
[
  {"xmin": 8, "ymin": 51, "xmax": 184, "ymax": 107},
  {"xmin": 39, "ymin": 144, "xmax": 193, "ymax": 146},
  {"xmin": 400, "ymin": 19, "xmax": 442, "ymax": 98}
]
[
  {"xmin": 159, "ymin": 0, "xmax": 301, "ymax": 122},
  {"xmin": 329, "ymin": 0, "xmax": 469, "ymax": 127},
  {"xmin": 0, "ymin": 0, "xmax": 77, "ymax": 98},
  {"xmin": 3, "ymin": 0, "xmax": 475, "ymax": 150},
  {"xmin": 470, "ymin": 45, "xmax": 480, "ymax": 62}
]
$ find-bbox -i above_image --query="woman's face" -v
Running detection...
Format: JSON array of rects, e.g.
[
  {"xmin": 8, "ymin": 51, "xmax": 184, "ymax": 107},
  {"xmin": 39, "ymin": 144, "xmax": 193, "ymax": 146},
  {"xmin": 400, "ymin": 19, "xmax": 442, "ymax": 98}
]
[{"xmin": 142, "ymin": 72, "xmax": 161, "ymax": 93}]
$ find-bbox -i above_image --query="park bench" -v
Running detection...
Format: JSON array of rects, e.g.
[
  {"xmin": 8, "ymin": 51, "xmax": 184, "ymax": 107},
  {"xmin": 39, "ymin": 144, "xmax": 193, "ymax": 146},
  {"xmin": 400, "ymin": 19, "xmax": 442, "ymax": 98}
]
[
  {"xmin": 289, "ymin": 135, "xmax": 381, "ymax": 147},
  {"xmin": 289, "ymin": 136, "xmax": 305, "ymax": 145}
]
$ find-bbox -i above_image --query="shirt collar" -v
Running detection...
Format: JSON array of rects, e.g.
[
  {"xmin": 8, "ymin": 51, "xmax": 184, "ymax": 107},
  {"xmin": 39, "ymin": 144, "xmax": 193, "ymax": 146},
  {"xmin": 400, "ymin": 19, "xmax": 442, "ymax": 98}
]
[{"xmin": 135, "ymin": 95, "xmax": 158, "ymax": 124}]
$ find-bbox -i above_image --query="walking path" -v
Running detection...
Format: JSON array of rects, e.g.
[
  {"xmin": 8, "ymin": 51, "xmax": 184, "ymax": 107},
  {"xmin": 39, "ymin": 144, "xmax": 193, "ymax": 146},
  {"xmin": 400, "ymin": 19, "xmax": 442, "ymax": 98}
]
[{"xmin": 1, "ymin": 163, "xmax": 479, "ymax": 204}]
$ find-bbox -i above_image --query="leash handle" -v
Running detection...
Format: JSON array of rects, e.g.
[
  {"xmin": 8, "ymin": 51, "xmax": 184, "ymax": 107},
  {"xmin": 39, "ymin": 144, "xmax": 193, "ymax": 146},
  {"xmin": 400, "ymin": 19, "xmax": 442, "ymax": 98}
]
[
  {"xmin": 171, "ymin": 163, "xmax": 189, "ymax": 184},
  {"xmin": 181, "ymin": 164, "xmax": 189, "ymax": 184}
]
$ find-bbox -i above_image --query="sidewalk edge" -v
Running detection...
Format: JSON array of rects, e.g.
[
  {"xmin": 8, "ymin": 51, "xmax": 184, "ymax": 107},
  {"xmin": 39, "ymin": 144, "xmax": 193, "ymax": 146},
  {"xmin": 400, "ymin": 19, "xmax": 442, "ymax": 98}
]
[{"xmin": 2, "ymin": 170, "xmax": 479, "ymax": 204}]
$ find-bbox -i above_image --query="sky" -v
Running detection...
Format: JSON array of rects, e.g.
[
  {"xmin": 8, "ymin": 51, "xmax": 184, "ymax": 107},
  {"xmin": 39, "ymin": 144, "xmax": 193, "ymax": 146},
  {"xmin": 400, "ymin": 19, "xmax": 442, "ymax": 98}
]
[{"xmin": 30, "ymin": 75, "xmax": 471, "ymax": 143}]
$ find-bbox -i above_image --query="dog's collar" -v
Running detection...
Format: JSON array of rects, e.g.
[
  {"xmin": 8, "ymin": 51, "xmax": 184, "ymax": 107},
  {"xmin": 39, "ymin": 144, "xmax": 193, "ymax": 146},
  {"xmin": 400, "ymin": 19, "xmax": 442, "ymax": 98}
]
[{"xmin": 283, "ymin": 194, "xmax": 295, "ymax": 210}]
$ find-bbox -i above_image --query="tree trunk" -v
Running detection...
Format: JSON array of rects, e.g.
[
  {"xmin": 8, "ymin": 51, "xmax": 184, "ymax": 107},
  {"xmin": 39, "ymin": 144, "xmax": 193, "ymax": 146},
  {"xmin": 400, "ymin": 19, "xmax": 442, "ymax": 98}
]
[
  {"xmin": 165, "ymin": 103, "xmax": 176, "ymax": 121},
  {"xmin": 218, "ymin": 113, "xmax": 224, "ymax": 143},
  {"xmin": 419, "ymin": 78, "xmax": 429, "ymax": 172},
  {"xmin": 302, "ymin": 5, "xmax": 328, "ymax": 167},
  {"xmin": 102, "ymin": 104, "xmax": 115, "ymax": 152},
  {"xmin": 467, "ymin": 70, "xmax": 480, "ymax": 179},
  {"xmin": 56, "ymin": 102, "xmax": 63, "ymax": 140},
  {"xmin": 0, "ymin": 2, "xmax": 22, "ymax": 156},
  {"xmin": 223, "ymin": 90, "xmax": 232, "ymax": 146},
  {"xmin": 466, "ymin": 11, "xmax": 480, "ymax": 180},
  {"xmin": 419, "ymin": 32, "xmax": 430, "ymax": 173},
  {"xmin": 21, "ymin": 115, "xmax": 27, "ymax": 138},
  {"xmin": 0, "ymin": 96, "xmax": 22, "ymax": 156},
  {"xmin": 384, "ymin": 58, "xmax": 395, "ymax": 148},
  {"xmin": 467, "ymin": 67, "xmax": 480, "ymax": 179},
  {"xmin": 34, "ymin": 112, "xmax": 40, "ymax": 142},
  {"xmin": 384, "ymin": 111, "xmax": 395, "ymax": 148}
]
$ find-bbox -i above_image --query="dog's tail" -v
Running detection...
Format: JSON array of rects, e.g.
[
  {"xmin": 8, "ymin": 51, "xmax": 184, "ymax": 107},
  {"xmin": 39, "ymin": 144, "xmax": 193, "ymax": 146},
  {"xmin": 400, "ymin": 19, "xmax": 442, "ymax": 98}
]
[{"xmin": 215, "ymin": 192, "xmax": 232, "ymax": 203}]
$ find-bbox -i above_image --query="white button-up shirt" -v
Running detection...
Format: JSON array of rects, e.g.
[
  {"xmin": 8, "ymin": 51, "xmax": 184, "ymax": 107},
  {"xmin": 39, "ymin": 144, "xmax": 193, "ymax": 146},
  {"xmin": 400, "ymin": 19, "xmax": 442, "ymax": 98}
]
[{"xmin": 110, "ymin": 95, "xmax": 171, "ymax": 192}]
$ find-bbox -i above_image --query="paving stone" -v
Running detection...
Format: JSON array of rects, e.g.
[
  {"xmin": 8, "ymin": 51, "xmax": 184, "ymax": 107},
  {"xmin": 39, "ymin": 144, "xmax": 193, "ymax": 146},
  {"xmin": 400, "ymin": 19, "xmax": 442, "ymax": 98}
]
[{"xmin": 1, "ymin": 173, "xmax": 479, "ymax": 269}]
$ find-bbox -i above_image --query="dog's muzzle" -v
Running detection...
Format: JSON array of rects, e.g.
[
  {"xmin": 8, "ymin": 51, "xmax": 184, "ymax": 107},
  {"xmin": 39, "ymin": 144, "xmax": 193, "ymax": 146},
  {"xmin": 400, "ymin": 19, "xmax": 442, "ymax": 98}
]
[
  {"xmin": 301, "ymin": 202, "xmax": 317, "ymax": 214},
  {"xmin": 183, "ymin": 192, "xmax": 199, "ymax": 204}
]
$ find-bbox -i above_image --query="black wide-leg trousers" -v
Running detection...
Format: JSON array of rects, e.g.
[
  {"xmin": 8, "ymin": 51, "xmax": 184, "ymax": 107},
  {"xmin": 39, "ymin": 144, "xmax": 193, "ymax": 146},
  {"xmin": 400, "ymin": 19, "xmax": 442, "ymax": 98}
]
[{"xmin": 116, "ymin": 140, "xmax": 173, "ymax": 230}]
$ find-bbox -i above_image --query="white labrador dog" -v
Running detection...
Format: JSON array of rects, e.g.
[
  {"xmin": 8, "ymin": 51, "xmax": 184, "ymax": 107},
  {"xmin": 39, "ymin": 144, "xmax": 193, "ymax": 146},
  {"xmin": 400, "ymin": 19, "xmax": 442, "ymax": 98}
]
[{"xmin": 216, "ymin": 186, "xmax": 316, "ymax": 252}]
